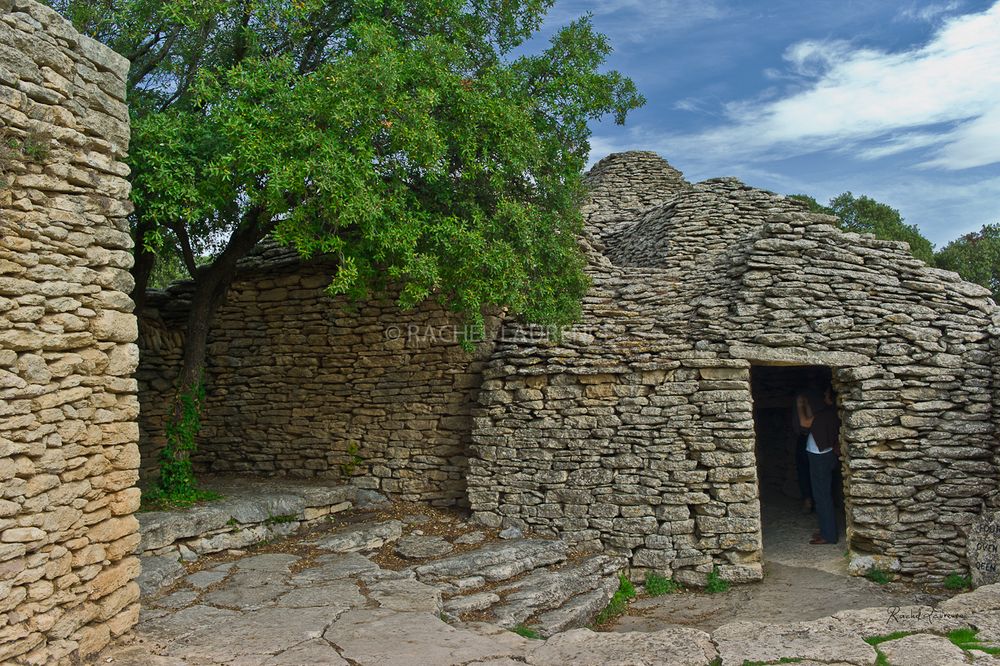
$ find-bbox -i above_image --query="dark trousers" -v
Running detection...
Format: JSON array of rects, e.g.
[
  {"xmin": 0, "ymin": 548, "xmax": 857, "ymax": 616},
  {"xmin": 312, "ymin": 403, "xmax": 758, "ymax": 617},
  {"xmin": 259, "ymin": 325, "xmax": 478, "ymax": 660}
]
[
  {"xmin": 795, "ymin": 433, "xmax": 812, "ymax": 501},
  {"xmin": 808, "ymin": 450, "xmax": 838, "ymax": 543}
]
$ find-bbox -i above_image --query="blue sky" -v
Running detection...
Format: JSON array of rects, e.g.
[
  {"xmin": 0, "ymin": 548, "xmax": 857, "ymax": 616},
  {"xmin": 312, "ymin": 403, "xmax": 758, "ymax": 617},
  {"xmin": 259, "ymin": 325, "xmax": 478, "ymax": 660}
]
[{"xmin": 528, "ymin": 1, "xmax": 1000, "ymax": 247}]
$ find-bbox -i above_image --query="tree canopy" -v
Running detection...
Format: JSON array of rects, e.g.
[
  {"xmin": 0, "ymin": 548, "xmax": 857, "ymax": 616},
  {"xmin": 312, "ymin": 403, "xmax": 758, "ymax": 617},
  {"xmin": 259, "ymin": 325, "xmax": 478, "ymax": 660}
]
[
  {"xmin": 52, "ymin": 0, "xmax": 643, "ymax": 332},
  {"xmin": 789, "ymin": 192, "xmax": 935, "ymax": 265},
  {"xmin": 935, "ymin": 224, "xmax": 1000, "ymax": 301},
  {"xmin": 49, "ymin": 0, "xmax": 645, "ymax": 503}
]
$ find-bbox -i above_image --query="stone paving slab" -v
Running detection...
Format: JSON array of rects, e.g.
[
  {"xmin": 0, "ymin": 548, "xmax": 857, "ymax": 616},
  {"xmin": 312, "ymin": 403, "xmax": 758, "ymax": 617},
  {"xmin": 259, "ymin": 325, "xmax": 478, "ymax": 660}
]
[
  {"xmin": 93, "ymin": 508, "xmax": 1000, "ymax": 666},
  {"xmin": 324, "ymin": 609, "xmax": 531, "ymax": 666},
  {"xmin": 526, "ymin": 627, "xmax": 716, "ymax": 666},
  {"xmin": 712, "ymin": 619, "xmax": 878, "ymax": 665}
]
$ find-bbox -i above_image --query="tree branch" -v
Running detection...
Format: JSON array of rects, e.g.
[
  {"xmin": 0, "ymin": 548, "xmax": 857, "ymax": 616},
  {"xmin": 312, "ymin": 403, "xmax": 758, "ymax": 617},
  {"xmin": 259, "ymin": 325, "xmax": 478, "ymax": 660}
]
[{"xmin": 169, "ymin": 222, "xmax": 200, "ymax": 278}]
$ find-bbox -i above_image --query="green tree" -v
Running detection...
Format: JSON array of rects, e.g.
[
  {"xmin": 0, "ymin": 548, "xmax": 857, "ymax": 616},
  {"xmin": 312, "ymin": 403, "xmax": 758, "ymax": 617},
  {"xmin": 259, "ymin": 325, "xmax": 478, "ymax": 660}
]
[
  {"xmin": 50, "ymin": 0, "xmax": 644, "ymax": 500},
  {"xmin": 828, "ymin": 192, "xmax": 935, "ymax": 264},
  {"xmin": 789, "ymin": 192, "xmax": 935, "ymax": 265},
  {"xmin": 935, "ymin": 224, "xmax": 1000, "ymax": 300}
]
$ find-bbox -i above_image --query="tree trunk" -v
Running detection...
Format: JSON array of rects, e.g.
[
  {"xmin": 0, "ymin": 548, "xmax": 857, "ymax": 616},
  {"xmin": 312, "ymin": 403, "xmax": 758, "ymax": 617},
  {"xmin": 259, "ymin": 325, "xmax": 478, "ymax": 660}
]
[
  {"xmin": 173, "ymin": 211, "xmax": 272, "ymax": 406},
  {"xmin": 131, "ymin": 220, "xmax": 156, "ymax": 315},
  {"xmin": 158, "ymin": 212, "xmax": 273, "ymax": 497}
]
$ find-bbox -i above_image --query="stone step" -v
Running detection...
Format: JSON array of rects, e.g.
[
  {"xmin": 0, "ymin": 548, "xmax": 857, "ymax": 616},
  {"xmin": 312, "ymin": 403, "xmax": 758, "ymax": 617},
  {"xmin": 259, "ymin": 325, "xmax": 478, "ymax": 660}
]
[
  {"xmin": 532, "ymin": 576, "xmax": 621, "ymax": 637},
  {"xmin": 485, "ymin": 554, "xmax": 626, "ymax": 629},
  {"xmin": 412, "ymin": 539, "xmax": 568, "ymax": 585},
  {"xmin": 306, "ymin": 520, "xmax": 403, "ymax": 553}
]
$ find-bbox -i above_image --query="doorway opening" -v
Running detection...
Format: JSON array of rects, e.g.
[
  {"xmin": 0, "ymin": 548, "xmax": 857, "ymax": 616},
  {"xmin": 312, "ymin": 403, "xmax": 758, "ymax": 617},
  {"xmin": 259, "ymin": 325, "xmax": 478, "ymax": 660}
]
[{"xmin": 750, "ymin": 364, "xmax": 848, "ymax": 573}]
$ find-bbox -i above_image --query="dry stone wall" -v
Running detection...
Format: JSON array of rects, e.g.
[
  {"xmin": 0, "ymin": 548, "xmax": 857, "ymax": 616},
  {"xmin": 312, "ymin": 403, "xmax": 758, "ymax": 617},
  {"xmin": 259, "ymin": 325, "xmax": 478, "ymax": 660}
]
[
  {"xmin": 138, "ymin": 245, "xmax": 498, "ymax": 506},
  {"xmin": 0, "ymin": 2, "xmax": 140, "ymax": 663},
  {"xmin": 469, "ymin": 152, "xmax": 1000, "ymax": 586}
]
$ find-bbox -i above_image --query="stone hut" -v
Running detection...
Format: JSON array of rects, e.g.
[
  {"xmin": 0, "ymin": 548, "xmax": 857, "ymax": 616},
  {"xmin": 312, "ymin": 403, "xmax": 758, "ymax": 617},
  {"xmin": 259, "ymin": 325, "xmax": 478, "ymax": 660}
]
[{"xmin": 137, "ymin": 151, "xmax": 1000, "ymax": 587}]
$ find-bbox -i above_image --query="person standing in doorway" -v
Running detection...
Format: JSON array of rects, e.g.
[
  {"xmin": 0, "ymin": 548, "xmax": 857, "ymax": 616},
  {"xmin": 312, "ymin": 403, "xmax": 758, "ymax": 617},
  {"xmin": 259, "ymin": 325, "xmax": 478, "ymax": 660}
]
[
  {"xmin": 797, "ymin": 386, "xmax": 841, "ymax": 545},
  {"xmin": 791, "ymin": 392, "xmax": 813, "ymax": 514}
]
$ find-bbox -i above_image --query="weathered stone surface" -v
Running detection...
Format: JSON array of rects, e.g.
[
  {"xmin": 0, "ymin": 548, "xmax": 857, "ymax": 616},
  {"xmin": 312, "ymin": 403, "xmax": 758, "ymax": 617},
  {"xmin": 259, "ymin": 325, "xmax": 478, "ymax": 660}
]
[
  {"xmin": 715, "ymin": 619, "xmax": 878, "ymax": 665},
  {"xmin": 938, "ymin": 583, "xmax": 1000, "ymax": 616},
  {"xmin": 414, "ymin": 539, "xmax": 568, "ymax": 584},
  {"xmin": 456, "ymin": 531, "xmax": 487, "ymax": 545},
  {"xmin": 310, "ymin": 520, "xmax": 404, "ymax": 553},
  {"xmin": 368, "ymin": 578, "xmax": 443, "ymax": 614},
  {"xmin": 290, "ymin": 553, "xmax": 381, "ymax": 584},
  {"xmin": 395, "ymin": 534, "xmax": 455, "ymax": 559},
  {"xmin": 262, "ymin": 639, "xmax": 350, "ymax": 665},
  {"xmin": 878, "ymin": 633, "xmax": 970, "ymax": 666},
  {"xmin": 526, "ymin": 627, "xmax": 716, "ymax": 666},
  {"xmin": 136, "ymin": 556, "xmax": 185, "ymax": 597},
  {"xmin": 325, "ymin": 609, "xmax": 530, "ymax": 666},
  {"xmin": 276, "ymin": 580, "xmax": 364, "ymax": 611},
  {"xmin": 488, "ymin": 554, "xmax": 625, "ymax": 629},
  {"xmin": 199, "ymin": 570, "xmax": 292, "ymax": 610},
  {"xmin": 968, "ymin": 510, "xmax": 1000, "ymax": 586},
  {"xmin": 444, "ymin": 592, "xmax": 501, "ymax": 616},
  {"xmin": 0, "ymin": 2, "xmax": 139, "ymax": 662},
  {"xmin": 532, "ymin": 578, "xmax": 620, "ymax": 637}
]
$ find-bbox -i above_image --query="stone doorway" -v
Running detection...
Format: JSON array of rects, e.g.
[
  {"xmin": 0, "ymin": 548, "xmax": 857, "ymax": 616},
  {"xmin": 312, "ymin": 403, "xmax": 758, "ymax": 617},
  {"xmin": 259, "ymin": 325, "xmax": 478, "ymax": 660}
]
[{"xmin": 750, "ymin": 364, "xmax": 849, "ymax": 572}]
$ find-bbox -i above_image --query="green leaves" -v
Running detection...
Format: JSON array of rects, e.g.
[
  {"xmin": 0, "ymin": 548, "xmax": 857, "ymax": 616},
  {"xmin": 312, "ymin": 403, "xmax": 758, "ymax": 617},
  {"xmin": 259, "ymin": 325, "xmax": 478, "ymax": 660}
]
[
  {"xmin": 51, "ymin": 0, "xmax": 644, "ymax": 329},
  {"xmin": 791, "ymin": 192, "xmax": 935, "ymax": 265},
  {"xmin": 828, "ymin": 192, "xmax": 935, "ymax": 265},
  {"xmin": 935, "ymin": 223, "xmax": 1000, "ymax": 300}
]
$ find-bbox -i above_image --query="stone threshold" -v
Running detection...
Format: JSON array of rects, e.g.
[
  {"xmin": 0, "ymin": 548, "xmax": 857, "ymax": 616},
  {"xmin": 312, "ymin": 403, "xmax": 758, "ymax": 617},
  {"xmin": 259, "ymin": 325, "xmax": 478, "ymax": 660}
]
[{"xmin": 135, "ymin": 476, "xmax": 386, "ymax": 595}]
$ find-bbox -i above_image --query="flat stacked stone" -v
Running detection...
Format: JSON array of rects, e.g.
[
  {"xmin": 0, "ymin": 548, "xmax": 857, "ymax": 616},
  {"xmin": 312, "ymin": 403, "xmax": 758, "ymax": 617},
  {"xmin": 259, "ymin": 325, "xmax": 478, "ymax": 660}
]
[
  {"xmin": 469, "ymin": 151, "xmax": 1000, "ymax": 586},
  {"xmin": 0, "ymin": 1, "xmax": 139, "ymax": 662}
]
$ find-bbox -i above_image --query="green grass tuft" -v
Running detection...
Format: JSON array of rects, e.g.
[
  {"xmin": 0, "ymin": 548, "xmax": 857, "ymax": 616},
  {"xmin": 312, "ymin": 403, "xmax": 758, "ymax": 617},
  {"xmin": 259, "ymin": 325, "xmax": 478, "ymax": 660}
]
[
  {"xmin": 944, "ymin": 573, "xmax": 972, "ymax": 590},
  {"xmin": 865, "ymin": 567, "xmax": 892, "ymax": 584},
  {"xmin": 644, "ymin": 572, "xmax": 682, "ymax": 597},
  {"xmin": 593, "ymin": 574, "xmax": 637, "ymax": 625},
  {"xmin": 513, "ymin": 624, "xmax": 541, "ymax": 639},
  {"xmin": 864, "ymin": 631, "xmax": 915, "ymax": 646},
  {"xmin": 705, "ymin": 566, "xmax": 730, "ymax": 594},
  {"xmin": 948, "ymin": 627, "xmax": 1000, "ymax": 654}
]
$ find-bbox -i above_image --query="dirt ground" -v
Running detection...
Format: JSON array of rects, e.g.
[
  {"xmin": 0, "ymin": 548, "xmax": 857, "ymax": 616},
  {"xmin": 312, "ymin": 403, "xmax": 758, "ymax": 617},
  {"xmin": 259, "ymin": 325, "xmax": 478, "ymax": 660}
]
[{"xmin": 612, "ymin": 492, "xmax": 950, "ymax": 633}]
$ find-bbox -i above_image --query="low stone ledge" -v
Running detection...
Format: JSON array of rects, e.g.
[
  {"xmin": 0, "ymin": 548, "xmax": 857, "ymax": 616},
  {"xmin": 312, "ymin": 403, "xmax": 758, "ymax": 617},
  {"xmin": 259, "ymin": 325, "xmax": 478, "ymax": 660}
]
[{"xmin": 136, "ymin": 478, "xmax": 386, "ymax": 595}]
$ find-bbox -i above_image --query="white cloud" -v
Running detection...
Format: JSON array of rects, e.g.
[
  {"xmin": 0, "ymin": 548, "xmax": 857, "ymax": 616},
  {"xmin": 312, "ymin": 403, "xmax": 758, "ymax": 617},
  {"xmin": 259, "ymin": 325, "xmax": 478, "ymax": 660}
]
[
  {"xmin": 897, "ymin": 1, "xmax": 964, "ymax": 23},
  {"xmin": 663, "ymin": 2, "xmax": 1000, "ymax": 171}
]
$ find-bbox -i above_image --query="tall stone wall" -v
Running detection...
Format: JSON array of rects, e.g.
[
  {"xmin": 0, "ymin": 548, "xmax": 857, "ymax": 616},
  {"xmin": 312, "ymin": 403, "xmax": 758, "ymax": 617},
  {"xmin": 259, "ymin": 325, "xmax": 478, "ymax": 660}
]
[
  {"xmin": 137, "ymin": 250, "xmax": 498, "ymax": 506},
  {"xmin": 0, "ymin": 2, "xmax": 140, "ymax": 663},
  {"xmin": 469, "ymin": 154, "xmax": 999, "ymax": 586}
]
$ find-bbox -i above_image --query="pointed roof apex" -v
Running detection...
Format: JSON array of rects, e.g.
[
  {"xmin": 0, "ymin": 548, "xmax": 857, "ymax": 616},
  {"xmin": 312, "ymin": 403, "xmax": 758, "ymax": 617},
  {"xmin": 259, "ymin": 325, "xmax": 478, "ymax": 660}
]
[{"xmin": 585, "ymin": 151, "xmax": 689, "ymax": 195}]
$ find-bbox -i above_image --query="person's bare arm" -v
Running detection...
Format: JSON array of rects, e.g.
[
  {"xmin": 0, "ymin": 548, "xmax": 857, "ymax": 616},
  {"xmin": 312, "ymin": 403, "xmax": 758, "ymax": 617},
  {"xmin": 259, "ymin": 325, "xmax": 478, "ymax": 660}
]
[{"xmin": 796, "ymin": 395, "xmax": 814, "ymax": 429}]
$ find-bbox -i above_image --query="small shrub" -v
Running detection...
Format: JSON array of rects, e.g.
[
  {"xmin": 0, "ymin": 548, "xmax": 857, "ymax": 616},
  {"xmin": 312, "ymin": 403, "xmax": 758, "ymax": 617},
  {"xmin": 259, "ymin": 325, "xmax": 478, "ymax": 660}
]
[
  {"xmin": 339, "ymin": 440, "xmax": 363, "ymax": 476},
  {"xmin": 705, "ymin": 566, "xmax": 729, "ymax": 594},
  {"xmin": 644, "ymin": 572, "xmax": 682, "ymax": 597},
  {"xmin": 865, "ymin": 567, "xmax": 892, "ymax": 585},
  {"xmin": 944, "ymin": 573, "xmax": 972, "ymax": 590},
  {"xmin": 948, "ymin": 627, "xmax": 1000, "ymax": 654},
  {"xmin": 512, "ymin": 624, "xmax": 540, "ymax": 639},
  {"xmin": 226, "ymin": 517, "xmax": 238, "ymax": 527}
]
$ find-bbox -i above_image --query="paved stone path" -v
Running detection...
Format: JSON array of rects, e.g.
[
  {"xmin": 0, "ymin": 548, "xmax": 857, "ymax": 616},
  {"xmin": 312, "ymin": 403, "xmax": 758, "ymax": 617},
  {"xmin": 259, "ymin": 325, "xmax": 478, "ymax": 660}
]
[
  {"xmin": 90, "ymin": 505, "xmax": 1000, "ymax": 665},
  {"xmin": 614, "ymin": 494, "xmax": 944, "ymax": 633}
]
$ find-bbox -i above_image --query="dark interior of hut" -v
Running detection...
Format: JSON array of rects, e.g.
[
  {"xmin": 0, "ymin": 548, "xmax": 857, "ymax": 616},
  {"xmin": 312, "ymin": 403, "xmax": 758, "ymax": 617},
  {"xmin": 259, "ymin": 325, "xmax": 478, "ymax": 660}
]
[{"xmin": 750, "ymin": 364, "xmax": 846, "ymax": 540}]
